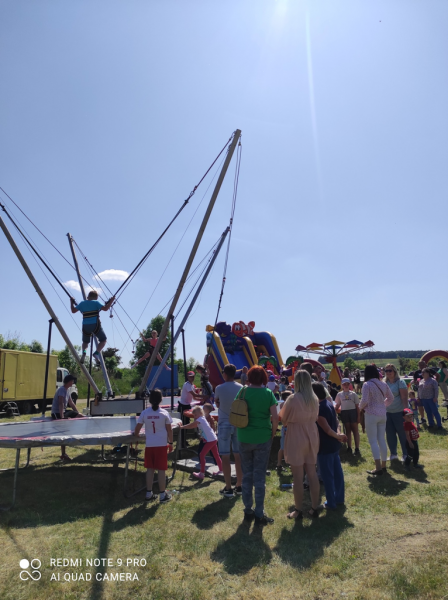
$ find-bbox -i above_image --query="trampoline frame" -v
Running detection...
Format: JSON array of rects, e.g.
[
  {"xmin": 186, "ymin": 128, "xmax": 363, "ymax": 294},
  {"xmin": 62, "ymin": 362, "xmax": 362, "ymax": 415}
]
[{"xmin": 0, "ymin": 417, "xmax": 181, "ymax": 510}]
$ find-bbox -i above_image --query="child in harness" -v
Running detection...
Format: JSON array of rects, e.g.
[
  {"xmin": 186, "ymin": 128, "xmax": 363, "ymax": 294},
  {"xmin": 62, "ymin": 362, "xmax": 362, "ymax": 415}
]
[{"xmin": 70, "ymin": 290, "xmax": 115, "ymax": 364}]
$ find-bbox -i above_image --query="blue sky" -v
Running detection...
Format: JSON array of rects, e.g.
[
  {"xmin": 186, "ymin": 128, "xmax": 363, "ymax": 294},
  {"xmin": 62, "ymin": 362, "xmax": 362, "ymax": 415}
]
[{"xmin": 1, "ymin": 0, "xmax": 447, "ymax": 369}]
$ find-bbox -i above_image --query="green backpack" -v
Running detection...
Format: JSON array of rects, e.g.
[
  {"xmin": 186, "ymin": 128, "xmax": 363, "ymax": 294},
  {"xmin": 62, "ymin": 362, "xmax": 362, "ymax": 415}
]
[{"xmin": 229, "ymin": 386, "xmax": 249, "ymax": 428}]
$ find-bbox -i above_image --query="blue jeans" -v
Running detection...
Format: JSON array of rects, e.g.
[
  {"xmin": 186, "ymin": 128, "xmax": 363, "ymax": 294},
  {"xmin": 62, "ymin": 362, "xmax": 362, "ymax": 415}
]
[
  {"xmin": 317, "ymin": 451, "xmax": 345, "ymax": 509},
  {"xmin": 218, "ymin": 421, "xmax": 240, "ymax": 455},
  {"xmin": 422, "ymin": 397, "xmax": 442, "ymax": 427},
  {"xmin": 239, "ymin": 440, "xmax": 272, "ymax": 518},
  {"xmin": 386, "ymin": 411, "xmax": 408, "ymax": 456}
]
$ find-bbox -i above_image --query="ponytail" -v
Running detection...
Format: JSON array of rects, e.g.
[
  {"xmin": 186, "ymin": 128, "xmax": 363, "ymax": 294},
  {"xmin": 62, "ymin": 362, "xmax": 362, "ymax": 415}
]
[{"xmin": 149, "ymin": 389, "xmax": 163, "ymax": 410}]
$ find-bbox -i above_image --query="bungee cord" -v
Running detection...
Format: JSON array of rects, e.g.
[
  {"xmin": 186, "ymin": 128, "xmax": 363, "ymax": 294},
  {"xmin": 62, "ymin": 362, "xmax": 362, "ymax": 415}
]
[
  {"xmin": 205, "ymin": 139, "xmax": 242, "ymax": 363},
  {"xmin": 0, "ymin": 131, "xmax": 241, "ymax": 368}
]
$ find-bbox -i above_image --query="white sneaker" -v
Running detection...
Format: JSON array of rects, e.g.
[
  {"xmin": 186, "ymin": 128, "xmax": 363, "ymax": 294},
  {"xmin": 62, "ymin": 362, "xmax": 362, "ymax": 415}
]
[
  {"xmin": 401, "ymin": 455, "xmax": 407, "ymax": 462},
  {"xmin": 389, "ymin": 454, "xmax": 398, "ymax": 461}
]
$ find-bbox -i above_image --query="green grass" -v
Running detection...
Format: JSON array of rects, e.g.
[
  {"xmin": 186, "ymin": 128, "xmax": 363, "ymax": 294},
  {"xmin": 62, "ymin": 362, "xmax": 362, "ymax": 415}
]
[{"xmin": 0, "ymin": 398, "xmax": 447, "ymax": 599}]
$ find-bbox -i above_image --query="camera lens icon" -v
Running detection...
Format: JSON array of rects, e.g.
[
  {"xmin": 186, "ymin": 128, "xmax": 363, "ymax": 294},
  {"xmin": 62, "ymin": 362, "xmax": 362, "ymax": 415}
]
[{"xmin": 19, "ymin": 559, "xmax": 41, "ymax": 581}]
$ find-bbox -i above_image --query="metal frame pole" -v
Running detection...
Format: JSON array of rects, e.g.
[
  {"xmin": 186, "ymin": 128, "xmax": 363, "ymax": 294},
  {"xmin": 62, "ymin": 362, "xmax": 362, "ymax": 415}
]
[
  {"xmin": 0, "ymin": 215, "xmax": 101, "ymax": 396},
  {"xmin": 67, "ymin": 234, "xmax": 113, "ymax": 398},
  {"xmin": 87, "ymin": 341, "xmax": 94, "ymax": 409},
  {"xmin": 181, "ymin": 329, "xmax": 187, "ymax": 381},
  {"xmin": 170, "ymin": 315, "xmax": 175, "ymax": 411},
  {"xmin": 148, "ymin": 227, "xmax": 230, "ymax": 389},
  {"xmin": 138, "ymin": 129, "xmax": 241, "ymax": 396},
  {"xmin": 41, "ymin": 318, "xmax": 54, "ymax": 416}
]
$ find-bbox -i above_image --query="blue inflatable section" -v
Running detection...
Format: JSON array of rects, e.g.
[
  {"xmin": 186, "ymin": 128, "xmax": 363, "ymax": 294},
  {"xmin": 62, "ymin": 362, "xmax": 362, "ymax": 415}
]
[{"xmin": 146, "ymin": 365, "xmax": 178, "ymax": 390}]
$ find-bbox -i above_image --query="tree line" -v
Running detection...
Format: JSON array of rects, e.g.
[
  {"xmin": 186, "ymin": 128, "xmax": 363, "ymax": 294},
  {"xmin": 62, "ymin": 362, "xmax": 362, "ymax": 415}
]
[
  {"xmin": 1, "ymin": 315, "xmax": 198, "ymax": 379},
  {"xmin": 319, "ymin": 350, "xmax": 427, "ymax": 365}
]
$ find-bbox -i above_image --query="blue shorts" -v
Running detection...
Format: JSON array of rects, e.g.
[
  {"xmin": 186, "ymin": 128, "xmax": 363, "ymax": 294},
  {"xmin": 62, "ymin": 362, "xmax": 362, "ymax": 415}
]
[
  {"xmin": 82, "ymin": 322, "xmax": 106, "ymax": 344},
  {"xmin": 280, "ymin": 426, "xmax": 287, "ymax": 450},
  {"xmin": 218, "ymin": 421, "xmax": 240, "ymax": 455}
]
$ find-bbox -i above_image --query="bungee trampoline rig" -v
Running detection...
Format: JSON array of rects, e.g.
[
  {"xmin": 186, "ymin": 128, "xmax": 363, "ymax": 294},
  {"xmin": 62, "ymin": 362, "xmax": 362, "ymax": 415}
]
[
  {"xmin": 0, "ymin": 129, "xmax": 242, "ymax": 509},
  {"xmin": 0, "ymin": 129, "xmax": 242, "ymax": 407}
]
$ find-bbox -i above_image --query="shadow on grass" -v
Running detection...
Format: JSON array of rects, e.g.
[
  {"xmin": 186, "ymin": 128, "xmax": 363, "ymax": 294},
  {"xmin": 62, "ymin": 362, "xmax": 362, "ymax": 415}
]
[
  {"xmin": 192, "ymin": 497, "xmax": 236, "ymax": 530},
  {"xmin": 339, "ymin": 450, "xmax": 367, "ymax": 466},
  {"xmin": 274, "ymin": 509, "xmax": 354, "ymax": 570},
  {"xmin": 367, "ymin": 472, "xmax": 410, "ymax": 496},
  {"xmin": 211, "ymin": 521, "xmax": 273, "ymax": 574},
  {"xmin": 0, "ymin": 460, "xmax": 168, "ymax": 528},
  {"xmin": 425, "ymin": 426, "xmax": 447, "ymax": 436},
  {"xmin": 387, "ymin": 461, "xmax": 429, "ymax": 483}
]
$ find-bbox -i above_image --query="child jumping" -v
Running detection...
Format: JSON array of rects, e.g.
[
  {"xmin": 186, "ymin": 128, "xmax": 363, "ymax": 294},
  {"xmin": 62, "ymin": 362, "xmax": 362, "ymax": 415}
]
[
  {"xmin": 133, "ymin": 389, "xmax": 174, "ymax": 503},
  {"xmin": 403, "ymin": 408, "xmax": 422, "ymax": 470},
  {"xmin": 131, "ymin": 330, "xmax": 170, "ymax": 370},
  {"xmin": 70, "ymin": 291, "xmax": 115, "ymax": 364},
  {"xmin": 178, "ymin": 406, "xmax": 222, "ymax": 480}
]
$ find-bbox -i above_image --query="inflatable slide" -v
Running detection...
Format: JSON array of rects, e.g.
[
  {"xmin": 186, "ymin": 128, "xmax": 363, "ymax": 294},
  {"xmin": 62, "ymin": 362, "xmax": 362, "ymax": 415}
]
[{"xmin": 206, "ymin": 321, "xmax": 284, "ymax": 388}]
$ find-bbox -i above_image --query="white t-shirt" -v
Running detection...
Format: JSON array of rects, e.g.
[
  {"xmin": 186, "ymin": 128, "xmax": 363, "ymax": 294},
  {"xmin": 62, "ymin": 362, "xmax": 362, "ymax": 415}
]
[
  {"xmin": 180, "ymin": 381, "xmax": 196, "ymax": 405},
  {"xmin": 267, "ymin": 381, "xmax": 277, "ymax": 392},
  {"xmin": 195, "ymin": 415, "xmax": 217, "ymax": 442},
  {"xmin": 137, "ymin": 407, "xmax": 172, "ymax": 447},
  {"xmin": 336, "ymin": 390, "xmax": 359, "ymax": 411}
]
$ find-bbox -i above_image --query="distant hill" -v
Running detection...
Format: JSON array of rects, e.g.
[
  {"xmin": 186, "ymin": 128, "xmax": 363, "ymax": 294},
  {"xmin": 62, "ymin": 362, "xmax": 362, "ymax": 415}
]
[{"xmin": 318, "ymin": 350, "xmax": 427, "ymax": 365}]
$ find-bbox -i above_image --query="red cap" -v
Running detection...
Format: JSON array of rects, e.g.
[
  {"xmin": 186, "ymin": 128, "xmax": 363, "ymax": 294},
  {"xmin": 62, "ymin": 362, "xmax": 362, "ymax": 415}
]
[
  {"xmin": 403, "ymin": 408, "xmax": 413, "ymax": 415},
  {"xmin": 187, "ymin": 371, "xmax": 195, "ymax": 377}
]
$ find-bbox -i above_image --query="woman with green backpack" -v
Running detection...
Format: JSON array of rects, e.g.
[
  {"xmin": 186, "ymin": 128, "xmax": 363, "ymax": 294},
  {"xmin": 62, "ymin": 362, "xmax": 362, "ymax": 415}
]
[{"xmin": 233, "ymin": 365, "xmax": 278, "ymax": 526}]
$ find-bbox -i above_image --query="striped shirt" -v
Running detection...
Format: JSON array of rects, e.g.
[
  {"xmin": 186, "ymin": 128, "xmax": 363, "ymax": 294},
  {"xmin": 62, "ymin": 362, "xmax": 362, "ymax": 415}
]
[
  {"xmin": 359, "ymin": 379, "xmax": 394, "ymax": 417},
  {"xmin": 418, "ymin": 377, "xmax": 439, "ymax": 400}
]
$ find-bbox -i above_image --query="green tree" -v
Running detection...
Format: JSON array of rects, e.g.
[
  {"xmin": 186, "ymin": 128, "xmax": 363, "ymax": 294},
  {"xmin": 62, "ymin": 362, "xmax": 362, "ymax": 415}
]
[
  {"xmin": 30, "ymin": 339, "xmax": 44, "ymax": 353},
  {"xmin": 55, "ymin": 345, "xmax": 82, "ymax": 374},
  {"xmin": 343, "ymin": 357, "xmax": 357, "ymax": 372},
  {"xmin": 0, "ymin": 331, "xmax": 30, "ymax": 351},
  {"xmin": 408, "ymin": 359, "xmax": 419, "ymax": 372},
  {"xmin": 103, "ymin": 347, "xmax": 121, "ymax": 376},
  {"xmin": 398, "ymin": 356, "xmax": 413, "ymax": 374},
  {"xmin": 132, "ymin": 316, "xmax": 174, "ymax": 379},
  {"xmin": 187, "ymin": 356, "xmax": 197, "ymax": 371}
]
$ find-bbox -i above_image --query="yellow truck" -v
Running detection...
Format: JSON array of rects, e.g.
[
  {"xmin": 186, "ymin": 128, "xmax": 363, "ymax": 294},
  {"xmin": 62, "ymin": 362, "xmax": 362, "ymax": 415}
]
[{"xmin": 0, "ymin": 348, "xmax": 78, "ymax": 415}]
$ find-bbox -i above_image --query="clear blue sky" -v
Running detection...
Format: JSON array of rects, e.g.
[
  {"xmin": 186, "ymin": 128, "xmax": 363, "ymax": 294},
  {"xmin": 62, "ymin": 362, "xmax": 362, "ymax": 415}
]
[{"xmin": 1, "ymin": 0, "xmax": 447, "ymax": 369}]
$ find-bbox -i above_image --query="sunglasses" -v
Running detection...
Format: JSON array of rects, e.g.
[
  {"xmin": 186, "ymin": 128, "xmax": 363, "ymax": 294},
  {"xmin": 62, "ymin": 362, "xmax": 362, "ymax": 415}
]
[{"xmin": 385, "ymin": 369, "xmax": 394, "ymax": 373}]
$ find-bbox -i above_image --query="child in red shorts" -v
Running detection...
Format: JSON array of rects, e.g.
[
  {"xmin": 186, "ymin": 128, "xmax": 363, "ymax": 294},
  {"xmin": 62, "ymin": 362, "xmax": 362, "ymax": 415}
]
[
  {"xmin": 134, "ymin": 389, "xmax": 174, "ymax": 502},
  {"xmin": 403, "ymin": 408, "xmax": 422, "ymax": 470}
]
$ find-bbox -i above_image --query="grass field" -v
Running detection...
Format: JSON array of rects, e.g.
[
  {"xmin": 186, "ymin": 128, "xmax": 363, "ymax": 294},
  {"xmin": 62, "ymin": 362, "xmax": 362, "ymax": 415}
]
[{"xmin": 1, "ymin": 396, "xmax": 447, "ymax": 600}]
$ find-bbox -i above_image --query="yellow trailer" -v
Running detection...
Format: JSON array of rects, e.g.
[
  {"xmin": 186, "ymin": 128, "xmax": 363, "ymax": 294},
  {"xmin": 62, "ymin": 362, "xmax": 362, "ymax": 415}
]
[{"xmin": 0, "ymin": 348, "xmax": 58, "ymax": 414}]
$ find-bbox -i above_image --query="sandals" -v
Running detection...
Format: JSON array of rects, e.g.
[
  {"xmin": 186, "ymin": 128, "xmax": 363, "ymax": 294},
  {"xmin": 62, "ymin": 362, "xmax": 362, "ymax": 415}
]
[
  {"xmin": 366, "ymin": 469, "xmax": 383, "ymax": 476},
  {"xmin": 308, "ymin": 508, "xmax": 320, "ymax": 518},
  {"xmin": 287, "ymin": 508, "xmax": 303, "ymax": 520}
]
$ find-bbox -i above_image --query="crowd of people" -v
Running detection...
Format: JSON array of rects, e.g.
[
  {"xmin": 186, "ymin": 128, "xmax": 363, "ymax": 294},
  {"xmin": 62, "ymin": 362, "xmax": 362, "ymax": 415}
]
[{"xmin": 132, "ymin": 355, "xmax": 446, "ymax": 522}]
